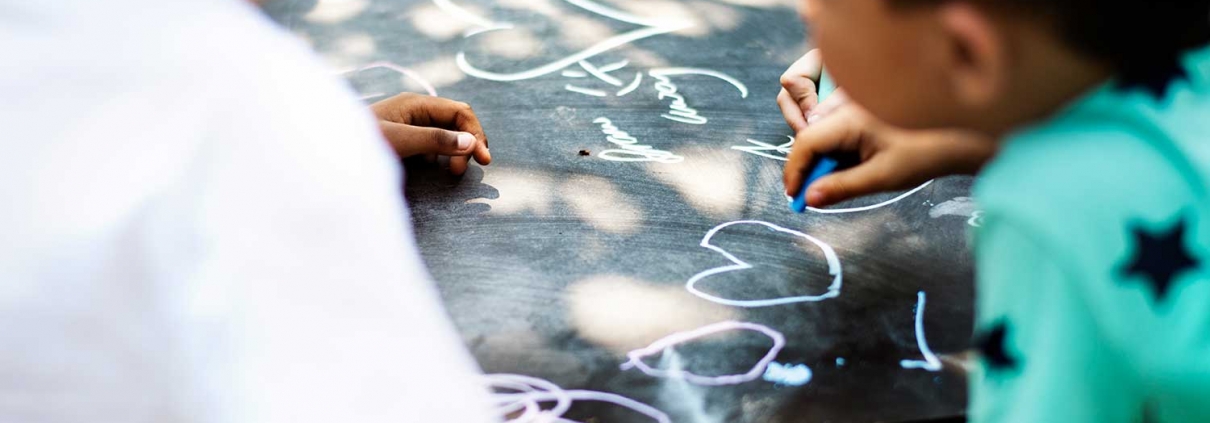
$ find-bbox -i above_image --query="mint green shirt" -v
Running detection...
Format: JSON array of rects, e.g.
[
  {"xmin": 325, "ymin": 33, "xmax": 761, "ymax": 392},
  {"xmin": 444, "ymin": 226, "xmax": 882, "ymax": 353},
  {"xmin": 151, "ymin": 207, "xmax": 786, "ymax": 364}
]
[{"xmin": 970, "ymin": 46, "xmax": 1210, "ymax": 422}]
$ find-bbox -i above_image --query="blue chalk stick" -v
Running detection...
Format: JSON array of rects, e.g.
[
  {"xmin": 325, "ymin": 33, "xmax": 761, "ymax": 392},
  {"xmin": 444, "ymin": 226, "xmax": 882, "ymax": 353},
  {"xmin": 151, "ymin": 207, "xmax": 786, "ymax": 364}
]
[
  {"xmin": 790, "ymin": 70, "xmax": 838, "ymax": 213},
  {"xmin": 790, "ymin": 156, "xmax": 838, "ymax": 212}
]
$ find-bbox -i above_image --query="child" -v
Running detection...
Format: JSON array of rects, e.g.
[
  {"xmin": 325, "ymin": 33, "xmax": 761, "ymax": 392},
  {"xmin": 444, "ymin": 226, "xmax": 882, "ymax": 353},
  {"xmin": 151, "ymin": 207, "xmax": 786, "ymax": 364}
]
[
  {"xmin": 0, "ymin": 0, "xmax": 494, "ymax": 421},
  {"xmin": 780, "ymin": 0, "xmax": 1210, "ymax": 422}
]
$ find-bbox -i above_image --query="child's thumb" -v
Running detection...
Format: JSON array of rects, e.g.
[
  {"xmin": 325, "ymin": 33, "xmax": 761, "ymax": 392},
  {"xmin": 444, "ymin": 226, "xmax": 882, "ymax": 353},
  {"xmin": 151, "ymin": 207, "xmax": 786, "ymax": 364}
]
[{"xmin": 380, "ymin": 121, "xmax": 476, "ymax": 158}]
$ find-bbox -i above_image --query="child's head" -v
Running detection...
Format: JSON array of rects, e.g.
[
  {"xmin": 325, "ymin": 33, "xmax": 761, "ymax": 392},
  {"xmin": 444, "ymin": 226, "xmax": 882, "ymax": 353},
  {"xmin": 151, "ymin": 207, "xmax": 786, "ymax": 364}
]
[{"xmin": 803, "ymin": 0, "xmax": 1210, "ymax": 134}]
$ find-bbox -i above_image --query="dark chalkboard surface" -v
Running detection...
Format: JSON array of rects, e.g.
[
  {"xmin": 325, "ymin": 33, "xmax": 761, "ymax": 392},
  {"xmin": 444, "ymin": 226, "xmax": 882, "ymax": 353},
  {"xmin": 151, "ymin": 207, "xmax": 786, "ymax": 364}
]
[{"xmin": 265, "ymin": 0, "xmax": 978, "ymax": 421}]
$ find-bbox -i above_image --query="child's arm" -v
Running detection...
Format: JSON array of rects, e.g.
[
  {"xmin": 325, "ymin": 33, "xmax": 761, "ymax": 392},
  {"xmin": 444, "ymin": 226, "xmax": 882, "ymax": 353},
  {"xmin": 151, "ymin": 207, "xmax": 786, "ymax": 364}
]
[
  {"xmin": 782, "ymin": 103, "xmax": 997, "ymax": 208},
  {"xmin": 370, "ymin": 93, "xmax": 492, "ymax": 176}
]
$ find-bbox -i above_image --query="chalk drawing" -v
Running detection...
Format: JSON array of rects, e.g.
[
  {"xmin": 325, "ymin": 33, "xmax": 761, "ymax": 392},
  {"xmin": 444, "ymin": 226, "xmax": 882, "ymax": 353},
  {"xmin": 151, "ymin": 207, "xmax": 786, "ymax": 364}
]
[
  {"xmin": 561, "ymin": 59, "xmax": 643, "ymax": 98},
  {"xmin": 686, "ymin": 220, "xmax": 842, "ymax": 307},
  {"xmin": 650, "ymin": 73, "xmax": 708, "ymax": 125},
  {"xmin": 565, "ymin": 84, "xmax": 607, "ymax": 97},
  {"xmin": 579, "ymin": 60, "xmax": 624, "ymax": 86},
  {"xmin": 617, "ymin": 73, "xmax": 643, "ymax": 96},
  {"xmin": 598, "ymin": 59, "xmax": 630, "ymax": 73},
  {"xmin": 928, "ymin": 197, "xmax": 975, "ymax": 218},
  {"xmin": 805, "ymin": 180, "xmax": 934, "ymax": 214},
  {"xmin": 930, "ymin": 197, "xmax": 983, "ymax": 227},
  {"xmin": 431, "ymin": 0, "xmax": 514, "ymax": 36},
  {"xmin": 358, "ymin": 92, "xmax": 386, "ymax": 101},
  {"xmin": 762, "ymin": 362, "xmax": 812, "ymax": 386},
  {"xmin": 647, "ymin": 68, "xmax": 748, "ymax": 125},
  {"xmin": 968, "ymin": 211, "xmax": 984, "ymax": 228},
  {"xmin": 594, "ymin": 117, "xmax": 684, "ymax": 163},
  {"xmin": 340, "ymin": 61, "xmax": 438, "ymax": 97},
  {"xmin": 733, "ymin": 136, "xmax": 794, "ymax": 161},
  {"xmin": 648, "ymin": 68, "xmax": 749, "ymax": 98},
  {"xmin": 455, "ymin": 0, "xmax": 691, "ymax": 82},
  {"xmin": 564, "ymin": 0, "xmax": 670, "ymax": 27},
  {"xmin": 621, "ymin": 321, "xmax": 786, "ymax": 386},
  {"xmin": 900, "ymin": 291, "xmax": 942, "ymax": 372},
  {"xmin": 487, "ymin": 373, "xmax": 670, "ymax": 423}
]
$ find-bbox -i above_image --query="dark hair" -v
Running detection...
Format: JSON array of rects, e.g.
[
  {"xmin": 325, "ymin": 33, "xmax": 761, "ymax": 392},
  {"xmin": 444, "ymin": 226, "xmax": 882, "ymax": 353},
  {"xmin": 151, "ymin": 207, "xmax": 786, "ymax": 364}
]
[{"xmin": 895, "ymin": 0, "xmax": 1210, "ymax": 97}]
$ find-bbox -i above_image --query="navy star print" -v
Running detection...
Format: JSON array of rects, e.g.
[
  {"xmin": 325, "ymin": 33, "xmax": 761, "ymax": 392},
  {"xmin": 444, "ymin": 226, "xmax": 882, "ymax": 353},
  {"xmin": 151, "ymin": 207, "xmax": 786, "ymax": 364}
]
[
  {"xmin": 1121, "ymin": 216, "xmax": 1200, "ymax": 305},
  {"xmin": 1116, "ymin": 58, "xmax": 1190, "ymax": 100},
  {"xmin": 975, "ymin": 320, "xmax": 1018, "ymax": 372}
]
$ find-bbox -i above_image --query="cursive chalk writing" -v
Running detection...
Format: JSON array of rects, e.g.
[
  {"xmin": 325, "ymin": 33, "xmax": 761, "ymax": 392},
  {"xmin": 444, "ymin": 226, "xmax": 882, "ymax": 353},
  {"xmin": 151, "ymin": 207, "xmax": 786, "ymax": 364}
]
[
  {"xmin": 648, "ymin": 68, "xmax": 749, "ymax": 125},
  {"xmin": 733, "ymin": 136, "xmax": 794, "ymax": 161},
  {"xmin": 562, "ymin": 59, "xmax": 644, "ymax": 98},
  {"xmin": 648, "ymin": 68, "xmax": 749, "ymax": 98},
  {"xmin": 650, "ymin": 73, "xmax": 708, "ymax": 125},
  {"xmin": 593, "ymin": 117, "xmax": 684, "ymax": 163}
]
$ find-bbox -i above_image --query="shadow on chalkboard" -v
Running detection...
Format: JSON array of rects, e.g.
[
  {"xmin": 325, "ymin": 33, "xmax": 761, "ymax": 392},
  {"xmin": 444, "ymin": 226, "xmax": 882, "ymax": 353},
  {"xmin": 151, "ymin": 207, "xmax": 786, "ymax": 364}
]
[{"xmin": 403, "ymin": 159, "xmax": 499, "ymax": 218}]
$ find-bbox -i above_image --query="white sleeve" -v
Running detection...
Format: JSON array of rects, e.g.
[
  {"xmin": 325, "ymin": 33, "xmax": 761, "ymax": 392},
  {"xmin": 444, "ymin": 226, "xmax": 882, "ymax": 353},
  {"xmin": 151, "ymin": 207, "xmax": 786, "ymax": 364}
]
[{"xmin": 158, "ymin": 23, "xmax": 496, "ymax": 423}]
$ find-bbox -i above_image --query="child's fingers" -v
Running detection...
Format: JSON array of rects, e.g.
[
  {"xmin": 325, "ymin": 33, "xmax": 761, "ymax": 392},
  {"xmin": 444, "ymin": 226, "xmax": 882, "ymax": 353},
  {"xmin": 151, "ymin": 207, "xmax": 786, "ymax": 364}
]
[
  {"xmin": 778, "ymin": 89, "xmax": 810, "ymax": 133},
  {"xmin": 779, "ymin": 50, "xmax": 822, "ymax": 116},
  {"xmin": 805, "ymin": 156, "xmax": 899, "ymax": 208},
  {"xmin": 419, "ymin": 97, "xmax": 492, "ymax": 168},
  {"xmin": 471, "ymin": 138, "xmax": 492, "ymax": 166},
  {"xmin": 783, "ymin": 109, "xmax": 863, "ymax": 196},
  {"xmin": 410, "ymin": 97, "xmax": 489, "ymax": 146},
  {"xmin": 779, "ymin": 74, "xmax": 818, "ymax": 122},
  {"xmin": 379, "ymin": 121, "xmax": 477, "ymax": 158},
  {"xmin": 449, "ymin": 155, "xmax": 470, "ymax": 176},
  {"xmin": 807, "ymin": 89, "xmax": 849, "ymax": 124},
  {"xmin": 807, "ymin": 151, "xmax": 939, "ymax": 208}
]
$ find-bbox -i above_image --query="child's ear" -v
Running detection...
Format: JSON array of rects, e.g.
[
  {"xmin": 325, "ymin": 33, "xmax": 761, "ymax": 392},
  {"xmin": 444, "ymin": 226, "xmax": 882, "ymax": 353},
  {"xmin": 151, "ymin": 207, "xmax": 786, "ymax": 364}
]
[{"xmin": 936, "ymin": 2, "xmax": 1008, "ymax": 108}]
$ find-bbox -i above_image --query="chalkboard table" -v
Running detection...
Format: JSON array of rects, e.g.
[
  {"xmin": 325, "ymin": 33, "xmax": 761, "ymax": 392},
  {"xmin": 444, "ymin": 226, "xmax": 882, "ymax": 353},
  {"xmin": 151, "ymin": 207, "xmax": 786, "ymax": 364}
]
[{"xmin": 266, "ymin": 0, "xmax": 978, "ymax": 421}]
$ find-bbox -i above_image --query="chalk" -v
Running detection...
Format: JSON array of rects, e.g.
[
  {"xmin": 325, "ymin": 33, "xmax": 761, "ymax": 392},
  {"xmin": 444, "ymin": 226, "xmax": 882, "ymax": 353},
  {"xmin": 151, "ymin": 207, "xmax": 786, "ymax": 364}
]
[
  {"xmin": 762, "ymin": 361, "xmax": 812, "ymax": 386},
  {"xmin": 790, "ymin": 70, "xmax": 840, "ymax": 213}
]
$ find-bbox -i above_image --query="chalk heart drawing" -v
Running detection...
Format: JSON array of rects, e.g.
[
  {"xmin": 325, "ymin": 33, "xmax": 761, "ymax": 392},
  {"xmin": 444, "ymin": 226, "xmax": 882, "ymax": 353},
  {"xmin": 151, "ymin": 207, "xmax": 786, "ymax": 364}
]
[
  {"xmin": 443, "ymin": 0, "xmax": 694, "ymax": 81},
  {"xmin": 620, "ymin": 321, "xmax": 786, "ymax": 386},
  {"xmin": 686, "ymin": 221, "xmax": 843, "ymax": 308}
]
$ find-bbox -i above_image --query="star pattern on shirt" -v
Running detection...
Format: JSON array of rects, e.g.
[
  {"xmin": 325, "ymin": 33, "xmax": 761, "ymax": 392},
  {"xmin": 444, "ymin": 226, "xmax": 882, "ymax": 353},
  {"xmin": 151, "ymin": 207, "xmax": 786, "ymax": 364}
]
[
  {"xmin": 1120, "ymin": 215, "xmax": 1200, "ymax": 305},
  {"xmin": 974, "ymin": 320, "xmax": 1018, "ymax": 373},
  {"xmin": 1116, "ymin": 59, "xmax": 1190, "ymax": 100}
]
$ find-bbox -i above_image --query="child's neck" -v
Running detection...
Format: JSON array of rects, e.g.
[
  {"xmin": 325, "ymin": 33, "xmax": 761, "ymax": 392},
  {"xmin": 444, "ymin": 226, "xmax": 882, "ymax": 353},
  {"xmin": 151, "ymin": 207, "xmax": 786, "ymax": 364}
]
[{"xmin": 978, "ymin": 29, "xmax": 1115, "ymax": 139}]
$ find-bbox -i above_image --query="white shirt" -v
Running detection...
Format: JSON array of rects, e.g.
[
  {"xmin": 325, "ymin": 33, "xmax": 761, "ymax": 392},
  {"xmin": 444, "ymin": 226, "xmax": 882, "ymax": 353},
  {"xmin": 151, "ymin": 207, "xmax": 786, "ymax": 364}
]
[{"xmin": 0, "ymin": 1, "xmax": 494, "ymax": 422}]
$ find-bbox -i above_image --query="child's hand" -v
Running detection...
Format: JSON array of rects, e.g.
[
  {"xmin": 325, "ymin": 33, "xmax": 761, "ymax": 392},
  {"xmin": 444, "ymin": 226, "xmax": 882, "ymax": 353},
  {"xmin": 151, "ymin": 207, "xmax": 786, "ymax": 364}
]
[
  {"xmin": 370, "ymin": 93, "xmax": 492, "ymax": 176},
  {"xmin": 777, "ymin": 49, "xmax": 850, "ymax": 132},
  {"xmin": 783, "ymin": 104, "xmax": 997, "ymax": 208}
]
